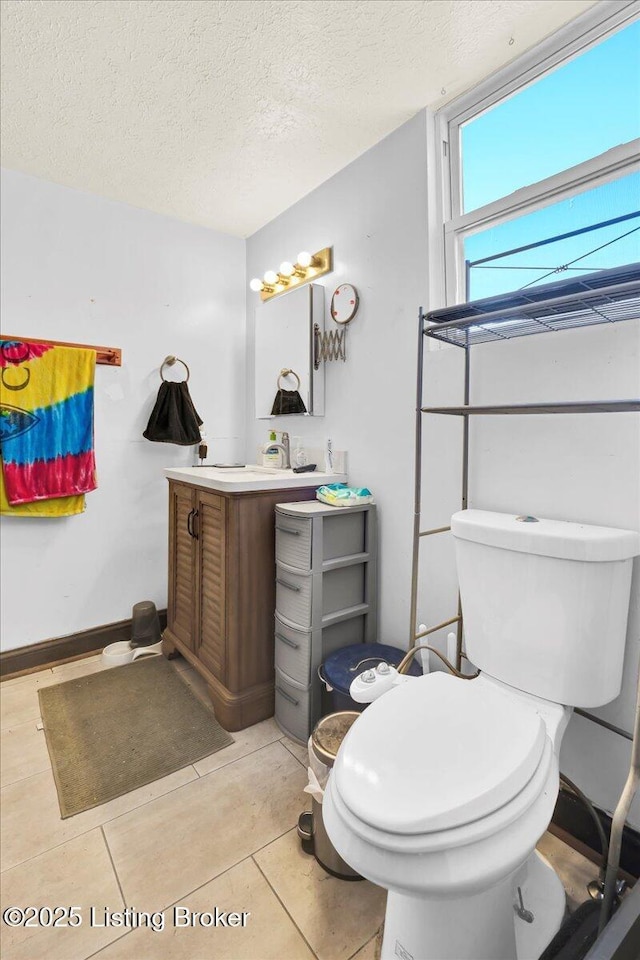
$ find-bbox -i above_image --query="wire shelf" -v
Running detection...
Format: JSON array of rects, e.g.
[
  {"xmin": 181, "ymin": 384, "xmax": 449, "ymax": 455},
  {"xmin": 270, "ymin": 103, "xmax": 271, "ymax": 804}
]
[
  {"xmin": 425, "ymin": 262, "xmax": 640, "ymax": 347},
  {"xmin": 422, "ymin": 400, "xmax": 640, "ymax": 416}
]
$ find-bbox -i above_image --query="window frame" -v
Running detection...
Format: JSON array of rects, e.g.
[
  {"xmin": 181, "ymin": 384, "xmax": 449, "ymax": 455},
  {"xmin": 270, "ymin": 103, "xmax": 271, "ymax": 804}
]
[{"xmin": 435, "ymin": 1, "xmax": 640, "ymax": 306}]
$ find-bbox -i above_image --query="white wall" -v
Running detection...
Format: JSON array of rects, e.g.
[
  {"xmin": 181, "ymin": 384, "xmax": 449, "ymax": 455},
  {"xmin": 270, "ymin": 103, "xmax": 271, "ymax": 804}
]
[
  {"xmin": 246, "ymin": 112, "xmax": 430, "ymax": 645},
  {"xmin": 0, "ymin": 169, "xmax": 245, "ymax": 651}
]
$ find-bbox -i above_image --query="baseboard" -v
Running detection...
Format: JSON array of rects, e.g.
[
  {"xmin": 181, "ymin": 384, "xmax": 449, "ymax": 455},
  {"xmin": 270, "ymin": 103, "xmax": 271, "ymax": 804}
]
[
  {"xmin": 0, "ymin": 610, "xmax": 168, "ymax": 680},
  {"xmin": 552, "ymin": 785, "xmax": 640, "ymax": 880}
]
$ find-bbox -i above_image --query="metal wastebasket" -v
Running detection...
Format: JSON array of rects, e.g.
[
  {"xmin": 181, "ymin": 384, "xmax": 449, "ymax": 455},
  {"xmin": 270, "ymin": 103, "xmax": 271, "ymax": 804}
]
[{"xmin": 297, "ymin": 711, "xmax": 363, "ymax": 880}]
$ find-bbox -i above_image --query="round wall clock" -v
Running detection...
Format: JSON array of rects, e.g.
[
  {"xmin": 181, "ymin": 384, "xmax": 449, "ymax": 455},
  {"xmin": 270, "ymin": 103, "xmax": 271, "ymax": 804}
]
[{"xmin": 331, "ymin": 283, "xmax": 359, "ymax": 324}]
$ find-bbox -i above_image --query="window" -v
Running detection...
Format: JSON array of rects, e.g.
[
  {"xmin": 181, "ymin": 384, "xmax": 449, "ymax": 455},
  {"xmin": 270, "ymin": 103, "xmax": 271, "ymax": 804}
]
[
  {"xmin": 461, "ymin": 22, "xmax": 640, "ymax": 214},
  {"xmin": 465, "ymin": 172, "xmax": 640, "ymax": 300},
  {"xmin": 439, "ymin": 5, "xmax": 640, "ymax": 305}
]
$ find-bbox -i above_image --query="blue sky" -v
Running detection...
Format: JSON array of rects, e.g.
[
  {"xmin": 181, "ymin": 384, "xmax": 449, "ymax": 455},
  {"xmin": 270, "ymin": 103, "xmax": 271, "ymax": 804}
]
[{"xmin": 460, "ymin": 21, "xmax": 640, "ymax": 300}]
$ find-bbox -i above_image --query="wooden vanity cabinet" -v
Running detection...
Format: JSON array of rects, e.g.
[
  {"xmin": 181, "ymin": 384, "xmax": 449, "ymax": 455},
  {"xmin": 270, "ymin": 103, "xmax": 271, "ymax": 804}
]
[{"xmin": 163, "ymin": 478, "xmax": 316, "ymax": 731}]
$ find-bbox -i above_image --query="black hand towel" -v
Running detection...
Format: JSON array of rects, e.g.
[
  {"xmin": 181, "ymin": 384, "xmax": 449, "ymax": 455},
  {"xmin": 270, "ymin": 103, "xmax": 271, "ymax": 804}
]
[
  {"xmin": 270, "ymin": 389, "xmax": 307, "ymax": 416},
  {"xmin": 143, "ymin": 381, "xmax": 203, "ymax": 445}
]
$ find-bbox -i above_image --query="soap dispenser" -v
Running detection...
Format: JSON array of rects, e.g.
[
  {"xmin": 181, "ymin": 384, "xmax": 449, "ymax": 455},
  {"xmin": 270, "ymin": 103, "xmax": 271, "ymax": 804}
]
[{"xmin": 263, "ymin": 431, "xmax": 280, "ymax": 467}]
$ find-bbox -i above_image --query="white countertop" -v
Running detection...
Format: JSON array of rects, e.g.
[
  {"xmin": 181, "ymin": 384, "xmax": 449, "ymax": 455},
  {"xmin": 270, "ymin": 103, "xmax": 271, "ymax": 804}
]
[{"xmin": 164, "ymin": 465, "xmax": 347, "ymax": 493}]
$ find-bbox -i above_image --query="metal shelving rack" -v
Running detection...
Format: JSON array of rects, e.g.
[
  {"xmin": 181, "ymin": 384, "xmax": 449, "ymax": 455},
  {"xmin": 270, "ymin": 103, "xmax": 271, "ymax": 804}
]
[{"xmin": 409, "ymin": 262, "xmax": 640, "ymax": 669}]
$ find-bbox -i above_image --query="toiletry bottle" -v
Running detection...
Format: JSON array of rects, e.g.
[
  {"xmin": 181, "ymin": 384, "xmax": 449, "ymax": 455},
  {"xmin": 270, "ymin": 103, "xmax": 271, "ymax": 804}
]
[
  {"xmin": 263, "ymin": 430, "xmax": 280, "ymax": 466},
  {"xmin": 325, "ymin": 437, "xmax": 334, "ymax": 474},
  {"xmin": 197, "ymin": 425, "xmax": 208, "ymax": 466},
  {"xmin": 292, "ymin": 436, "xmax": 307, "ymax": 468}
]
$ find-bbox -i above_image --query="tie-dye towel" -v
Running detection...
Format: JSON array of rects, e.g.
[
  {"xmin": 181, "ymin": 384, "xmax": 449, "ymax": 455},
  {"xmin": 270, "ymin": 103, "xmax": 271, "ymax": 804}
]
[{"xmin": 0, "ymin": 341, "xmax": 97, "ymax": 516}]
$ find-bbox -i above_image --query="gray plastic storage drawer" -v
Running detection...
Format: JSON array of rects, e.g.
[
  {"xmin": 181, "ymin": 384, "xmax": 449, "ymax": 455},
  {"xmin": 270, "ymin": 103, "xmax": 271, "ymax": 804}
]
[
  {"xmin": 323, "ymin": 511, "xmax": 366, "ymax": 561},
  {"xmin": 273, "ymin": 501, "xmax": 378, "ymax": 743},
  {"xmin": 322, "ymin": 565, "xmax": 365, "ymax": 617},
  {"xmin": 274, "ymin": 666, "xmax": 311, "ymax": 744},
  {"xmin": 275, "ymin": 515, "xmax": 312, "ymax": 570},
  {"xmin": 274, "ymin": 615, "xmax": 312, "ymax": 684},
  {"xmin": 276, "ymin": 563, "xmax": 312, "ymax": 627}
]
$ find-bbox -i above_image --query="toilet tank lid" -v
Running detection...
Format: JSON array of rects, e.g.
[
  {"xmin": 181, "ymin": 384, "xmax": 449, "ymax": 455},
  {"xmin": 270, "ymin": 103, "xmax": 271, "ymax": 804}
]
[{"xmin": 451, "ymin": 510, "xmax": 640, "ymax": 562}]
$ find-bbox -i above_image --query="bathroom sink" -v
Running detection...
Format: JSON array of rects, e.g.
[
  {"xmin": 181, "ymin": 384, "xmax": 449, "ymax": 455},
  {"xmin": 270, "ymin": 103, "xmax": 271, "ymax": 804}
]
[
  {"xmin": 246, "ymin": 465, "xmax": 281, "ymax": 474},
  {"xmin": 164, "ymin": 464, "xmax": 347, "ymax": 493},
  {"xmin": 211, "ymin": 465, "xmax": 282, "ymax": 477},
  {"xmin": 206, "ymin": 464, "xmax": 281, "ymax": 475}
]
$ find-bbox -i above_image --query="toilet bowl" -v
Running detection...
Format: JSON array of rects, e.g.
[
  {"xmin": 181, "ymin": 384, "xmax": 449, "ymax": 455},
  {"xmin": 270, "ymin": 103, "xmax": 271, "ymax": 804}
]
[
  {"xmin": 322, "ymin": 510, "xmax": 639, "ymax": 960},
  {"xmin": 323, "ymin": 672, "xmax": 570, "ymax": 960}
]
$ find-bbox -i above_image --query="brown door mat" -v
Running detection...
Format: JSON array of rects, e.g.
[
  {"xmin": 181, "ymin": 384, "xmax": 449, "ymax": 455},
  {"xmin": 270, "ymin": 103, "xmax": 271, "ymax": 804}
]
[{"xmin": 38, "ymin": 656, "xmax": 233, "ymax": 818}]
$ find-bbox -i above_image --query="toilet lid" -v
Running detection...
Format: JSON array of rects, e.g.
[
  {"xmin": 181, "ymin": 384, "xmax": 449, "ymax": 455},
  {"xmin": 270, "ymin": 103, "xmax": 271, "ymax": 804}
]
[{"xmin": 333, "ymin": 672, "xmax": 547, "ymax": 835}]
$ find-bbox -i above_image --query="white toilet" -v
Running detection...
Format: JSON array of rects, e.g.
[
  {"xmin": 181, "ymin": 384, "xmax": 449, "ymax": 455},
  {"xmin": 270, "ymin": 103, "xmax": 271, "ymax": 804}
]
[{"xmin": 323, "ymin": 509, "xmax": 639, "ymax": 960}]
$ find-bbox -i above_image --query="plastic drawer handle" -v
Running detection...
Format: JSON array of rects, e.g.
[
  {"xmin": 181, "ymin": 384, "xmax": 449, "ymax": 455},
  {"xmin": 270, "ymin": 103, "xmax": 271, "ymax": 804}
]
[
  {"xmin": 276, "ymin": 526, "xmax": 300, "ymax": 536},
  {"xmin": 276, "ymin": 632, "xmax": 300, "ymax": 649},
  {"xmin": 277, "ymin": 578, "xmax": 301, "ymax": 592},
  {"xmin": 276, "ymin": 685, "xmax": 299, "ymax": 706}
]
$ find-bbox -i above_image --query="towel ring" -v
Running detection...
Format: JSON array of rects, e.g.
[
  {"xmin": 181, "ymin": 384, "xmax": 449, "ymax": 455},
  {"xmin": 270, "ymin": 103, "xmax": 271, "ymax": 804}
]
[
  {"xmin": 278, "ymin": 368, "xmax": 300, "ymax": 391},
  {"xmin": 161, "ymin": 355, "xmax": 190, "ymax": 383}
]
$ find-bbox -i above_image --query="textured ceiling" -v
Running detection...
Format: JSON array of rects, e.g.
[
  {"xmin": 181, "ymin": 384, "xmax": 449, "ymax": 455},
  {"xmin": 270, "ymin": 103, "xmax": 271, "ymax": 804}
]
[{"xmin": 1, "ymin": 0, "xmax": 596, "ymax": 237}]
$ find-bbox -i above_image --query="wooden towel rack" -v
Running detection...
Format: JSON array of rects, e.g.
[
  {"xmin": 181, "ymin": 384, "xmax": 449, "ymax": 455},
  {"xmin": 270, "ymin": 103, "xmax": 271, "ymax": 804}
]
[{"xmin": 0, "ymin": 335, "xmax": 121, "ymax": 366}]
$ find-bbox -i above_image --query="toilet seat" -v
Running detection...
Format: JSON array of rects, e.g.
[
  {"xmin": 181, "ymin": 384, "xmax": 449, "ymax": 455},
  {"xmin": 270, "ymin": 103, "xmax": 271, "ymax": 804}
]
[
  {"xmin": 326, "ymin": 734, "xmax": 555, "ymax": 855},
  {"xmin": 333, "ymin": 672, "xmax": 547, "ymax": 836}
]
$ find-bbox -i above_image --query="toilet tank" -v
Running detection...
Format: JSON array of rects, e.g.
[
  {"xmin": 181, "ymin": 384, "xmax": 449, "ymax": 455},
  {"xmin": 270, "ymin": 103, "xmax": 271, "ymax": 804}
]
[{"xmin": 451, "ymin": 510, "xmax": 639, "ymax": 707}]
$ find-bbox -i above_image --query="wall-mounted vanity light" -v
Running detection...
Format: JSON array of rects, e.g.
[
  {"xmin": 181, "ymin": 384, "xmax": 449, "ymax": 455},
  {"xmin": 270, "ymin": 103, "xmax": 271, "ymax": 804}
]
[{"xmin": 249, "ymin": 247, "xmax": 333, "ymax": 301}]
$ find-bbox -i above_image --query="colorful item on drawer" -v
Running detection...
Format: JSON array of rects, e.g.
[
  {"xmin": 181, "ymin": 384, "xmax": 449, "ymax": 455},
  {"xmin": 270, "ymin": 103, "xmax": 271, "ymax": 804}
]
[
  {"xmin": 0, "ymin": 340, "xmax": 97, "ymax": 516},
  {"xmin": 316, "ymin": 483, "xmax": 373, "ymax": 507}
]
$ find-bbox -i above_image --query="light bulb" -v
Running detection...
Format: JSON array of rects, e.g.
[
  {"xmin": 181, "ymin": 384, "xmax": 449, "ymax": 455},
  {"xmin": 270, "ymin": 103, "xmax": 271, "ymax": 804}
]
[
  {"xmin": 279, "ymin": 261, "xmax": 294, "ymax": 277},
  {"xmin": 264, "ymin": 270, "xmax": 278, "ymax": 285},
  {"xmin": 249, "ymin": 278, "xmax": 264, "ymax": 292},
  {"xmin": 296, "ymin": 251, "xmax": 312, "ymax": 268}
]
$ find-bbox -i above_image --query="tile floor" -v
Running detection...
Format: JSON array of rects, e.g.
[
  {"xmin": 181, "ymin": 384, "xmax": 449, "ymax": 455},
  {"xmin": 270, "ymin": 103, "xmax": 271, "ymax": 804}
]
[{"xmin": 1, "ymin": 654, "xmax": 601, "ymax": 960}]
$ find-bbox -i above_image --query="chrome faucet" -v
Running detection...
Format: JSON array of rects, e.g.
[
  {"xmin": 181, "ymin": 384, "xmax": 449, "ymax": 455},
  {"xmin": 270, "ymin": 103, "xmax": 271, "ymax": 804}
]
[{"xmin": 261, "ymin": 431, "xmax": 291, "ymax": 469}]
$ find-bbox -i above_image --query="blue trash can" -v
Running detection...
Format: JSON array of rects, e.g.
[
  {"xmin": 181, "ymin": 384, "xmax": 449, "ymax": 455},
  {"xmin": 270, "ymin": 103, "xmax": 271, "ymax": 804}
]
[{"xmin": 319, "ymin": 642, "xmax": 423, "ymax": 713}]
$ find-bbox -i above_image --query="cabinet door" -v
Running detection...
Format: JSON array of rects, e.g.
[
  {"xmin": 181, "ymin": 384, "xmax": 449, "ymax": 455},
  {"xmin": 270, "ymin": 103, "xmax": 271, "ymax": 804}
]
[
  {"xmin": 196, "ymin": 490, "xmax": 227, "ymax": 682},
  {"xmin": 167, "ymin": 482, "xmax": 197, "ymax": 651}
]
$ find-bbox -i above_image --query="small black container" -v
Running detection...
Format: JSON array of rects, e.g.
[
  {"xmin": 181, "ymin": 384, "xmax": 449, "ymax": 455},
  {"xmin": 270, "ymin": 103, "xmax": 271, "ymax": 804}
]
[{"xmin": 130, "ymin": 601, "xmax": 162, "ymax": 648}]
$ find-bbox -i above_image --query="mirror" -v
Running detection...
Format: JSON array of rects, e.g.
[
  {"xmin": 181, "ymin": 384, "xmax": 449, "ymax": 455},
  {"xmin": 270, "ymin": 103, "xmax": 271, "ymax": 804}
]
[{"xmin": 254, "ymin": 283, "xmax": 325, "ymax": 418}]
